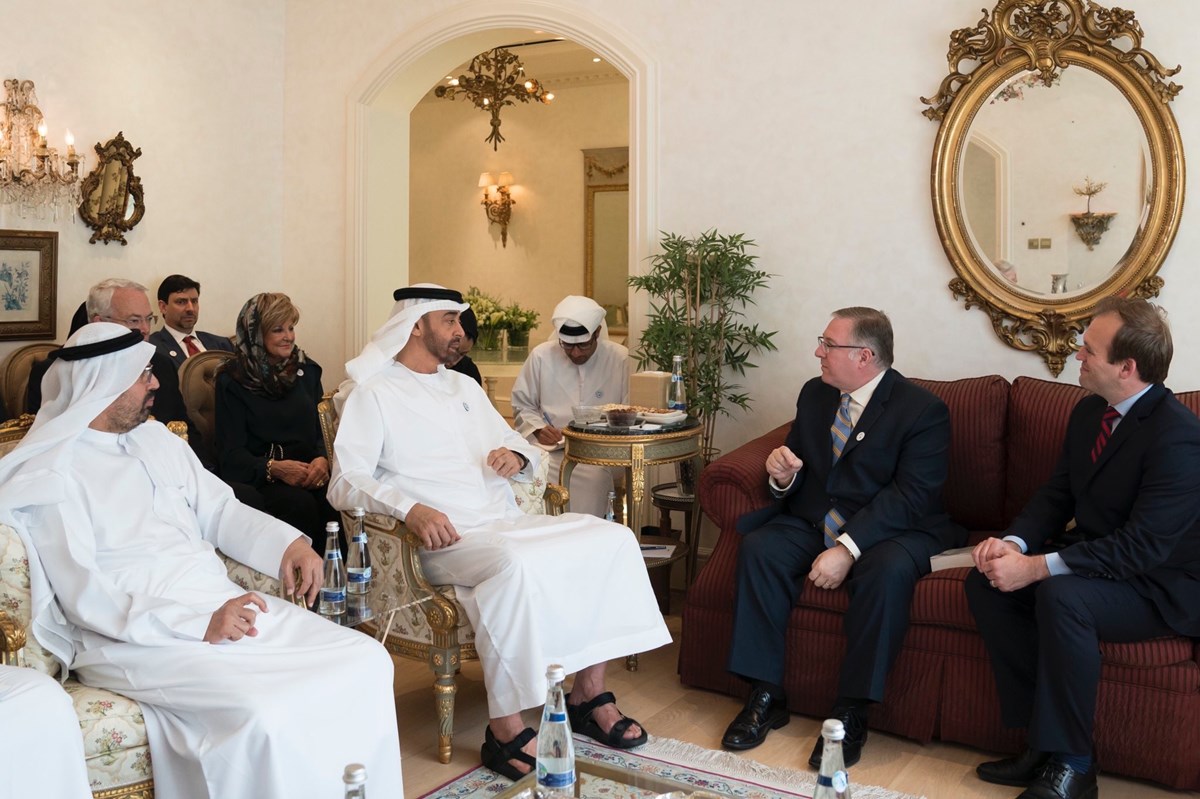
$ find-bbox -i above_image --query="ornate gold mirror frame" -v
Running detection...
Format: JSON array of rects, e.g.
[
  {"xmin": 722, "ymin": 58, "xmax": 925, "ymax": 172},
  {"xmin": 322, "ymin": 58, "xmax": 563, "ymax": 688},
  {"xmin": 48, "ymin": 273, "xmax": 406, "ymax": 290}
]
[
  {"xmin": 922, "ymin": 0, "xmax": 1184, "ymax": 375},
  {"xmin": 78, "ymin": 132, "xmax": 145, "ymax": 246},
  {"xmin": 583, "ymin": 146, "xmax": 629, "ymax": 337}
]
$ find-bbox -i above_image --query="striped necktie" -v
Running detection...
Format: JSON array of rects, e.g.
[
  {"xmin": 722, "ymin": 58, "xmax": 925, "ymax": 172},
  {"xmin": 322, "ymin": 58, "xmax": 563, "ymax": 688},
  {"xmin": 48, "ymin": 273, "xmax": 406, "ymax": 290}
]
[
  {"xmin": 1090, "ymin": 406, "xmax": 1121, "ymax": 462},
  {"xmin": 822, "ymin": 393, "xmax": 854, "ymax": 547}
]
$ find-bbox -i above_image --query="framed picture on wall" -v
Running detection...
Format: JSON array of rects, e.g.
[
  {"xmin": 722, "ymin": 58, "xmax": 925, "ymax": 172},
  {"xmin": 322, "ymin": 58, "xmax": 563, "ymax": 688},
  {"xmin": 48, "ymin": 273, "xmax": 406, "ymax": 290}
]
[{"xmin": 0, "ymin": 230, "xmax": 57, "ymax": 340}]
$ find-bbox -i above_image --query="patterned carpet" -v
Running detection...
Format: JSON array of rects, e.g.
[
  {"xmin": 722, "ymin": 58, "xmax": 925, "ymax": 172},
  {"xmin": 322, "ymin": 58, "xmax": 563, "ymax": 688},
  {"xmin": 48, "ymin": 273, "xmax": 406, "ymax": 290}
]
[{"xmin": 418, "ymin": 735, "xmax": 925, "ymax": 799}]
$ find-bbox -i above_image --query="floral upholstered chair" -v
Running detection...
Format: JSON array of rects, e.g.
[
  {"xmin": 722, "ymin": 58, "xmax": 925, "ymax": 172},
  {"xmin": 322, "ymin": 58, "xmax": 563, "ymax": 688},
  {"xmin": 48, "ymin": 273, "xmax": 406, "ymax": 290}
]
[
  {"xmin": 317, "ymin": 396, "xmax": 568, "ymax": 764},
  {"xmin": 0, "ymin": 414, "xmax": 295, "ymax": 799}
]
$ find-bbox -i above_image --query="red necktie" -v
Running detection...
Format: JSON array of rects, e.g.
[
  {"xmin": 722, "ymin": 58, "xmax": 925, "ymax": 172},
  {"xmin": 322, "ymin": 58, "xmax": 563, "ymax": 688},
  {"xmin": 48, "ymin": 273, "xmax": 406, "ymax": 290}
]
[
  {"xmin": 183, "ymin": 335, "xmax": 200, "ymax": 357},
  {"xmin": 1090, "ymin": 406, "xmax": 1121, "ymax": 462}
]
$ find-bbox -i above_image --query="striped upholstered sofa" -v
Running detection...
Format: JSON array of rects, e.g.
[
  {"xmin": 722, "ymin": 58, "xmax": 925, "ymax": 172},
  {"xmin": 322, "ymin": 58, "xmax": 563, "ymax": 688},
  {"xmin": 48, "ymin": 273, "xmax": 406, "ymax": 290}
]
[{"xmin": 679, "ymin": 375, "xmax": 1200, "ymax": 790}]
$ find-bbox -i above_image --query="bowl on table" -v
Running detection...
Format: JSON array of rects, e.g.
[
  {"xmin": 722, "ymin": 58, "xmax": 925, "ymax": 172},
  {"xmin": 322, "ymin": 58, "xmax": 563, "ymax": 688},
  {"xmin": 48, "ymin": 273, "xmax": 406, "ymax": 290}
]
[{"xmin": 605, "ymin": 408, "xmax": 640, "ymax": 428}]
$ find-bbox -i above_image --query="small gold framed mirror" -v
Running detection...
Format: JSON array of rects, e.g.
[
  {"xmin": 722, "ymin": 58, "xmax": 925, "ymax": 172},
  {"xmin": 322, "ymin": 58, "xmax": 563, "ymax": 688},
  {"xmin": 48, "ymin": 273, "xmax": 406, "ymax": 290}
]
[
  {"xmin": 922, "ymin": 0, "xmax": 1184, "ymax": 375},
  {"xmin": 78, "ymin": 132, "xmax": 145, "ymax": 246}
]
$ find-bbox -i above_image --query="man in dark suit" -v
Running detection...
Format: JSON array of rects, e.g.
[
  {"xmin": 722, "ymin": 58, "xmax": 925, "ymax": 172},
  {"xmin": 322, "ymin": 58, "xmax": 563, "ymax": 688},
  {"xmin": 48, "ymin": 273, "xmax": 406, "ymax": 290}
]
[
  {"xmin": 967, "ymin": 297, "xmax": 1200, "ymax": 799},
  {"xmin": 722, "ymin": 307, "xmax": 964, "ymax": 768},
  {"xmin": 149, "ymin": 274, "xmax": 234, "ymax": 368}
]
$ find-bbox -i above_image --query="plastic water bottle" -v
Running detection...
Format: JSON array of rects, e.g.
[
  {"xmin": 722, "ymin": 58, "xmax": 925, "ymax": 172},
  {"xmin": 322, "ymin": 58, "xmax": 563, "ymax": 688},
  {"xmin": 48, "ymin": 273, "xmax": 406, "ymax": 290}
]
[
  {"xmin": 342, "ymin": 763, "xmax": 367, "ymax": 798},
  {"xmin": 668, "ymin": 355, "xmax": 687, "ymax": 412},
  {"xmin": 318, "ymin": 522, "xmax": 347, "ymax": 617},
  {"xmin": 346, "ymin": 508, "xmax": 372, "ymax": 614},
  {"xmin": 605, "ymin": 491, "xmax": 616, "ymax": 523},
  {"xmin": 536, "ymin": 664, "xmax": 575, "ymax": 795},
  {"xmin": 813, "ymin": 718, "xmax": 852, "ymax": 799}
]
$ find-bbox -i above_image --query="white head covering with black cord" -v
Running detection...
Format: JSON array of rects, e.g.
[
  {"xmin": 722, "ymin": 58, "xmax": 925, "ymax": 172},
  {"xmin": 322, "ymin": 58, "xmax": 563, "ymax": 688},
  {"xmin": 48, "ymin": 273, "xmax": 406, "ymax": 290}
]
[
  {"xmin": 549, "ymin": 295, "xmax": 609, "ymax": 344},
  {"xmin": 0, "ymin": 322, "xmax": 158, "ymax": 671}
]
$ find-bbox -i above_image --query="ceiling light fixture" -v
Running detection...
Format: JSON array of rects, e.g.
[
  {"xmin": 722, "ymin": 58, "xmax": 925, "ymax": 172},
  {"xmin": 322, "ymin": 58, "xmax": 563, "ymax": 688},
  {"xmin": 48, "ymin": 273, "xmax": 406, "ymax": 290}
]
[
  {"xmin": 0, "ymin": 79, "xmax": 84, "ymax": 219},
  {"xmin": 435, "ymin": 48, "xmax": 553, "ymax": 150}
]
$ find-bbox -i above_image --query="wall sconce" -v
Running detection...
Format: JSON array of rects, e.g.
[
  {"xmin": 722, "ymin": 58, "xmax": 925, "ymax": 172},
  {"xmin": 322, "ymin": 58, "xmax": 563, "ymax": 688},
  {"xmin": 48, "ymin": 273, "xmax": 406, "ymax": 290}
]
[{"xmin": 479, "ymin": 171, "xmax": 515, "ymax": 247}]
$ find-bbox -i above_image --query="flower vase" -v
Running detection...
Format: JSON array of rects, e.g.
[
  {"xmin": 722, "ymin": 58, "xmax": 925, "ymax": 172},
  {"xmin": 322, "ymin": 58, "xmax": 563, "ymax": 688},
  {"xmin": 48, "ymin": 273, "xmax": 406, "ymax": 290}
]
[
  {"xmin": 476, "ymin": 328, "xmax": 501, "ymax": 351},
  {"xmin": 508, "ymin": 329, "xmax": 529, "ymax": 348}
]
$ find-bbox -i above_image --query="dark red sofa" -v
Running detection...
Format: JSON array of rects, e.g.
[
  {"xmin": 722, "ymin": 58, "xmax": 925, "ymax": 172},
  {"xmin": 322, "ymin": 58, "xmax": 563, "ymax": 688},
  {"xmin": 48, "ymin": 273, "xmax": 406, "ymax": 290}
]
[{"xmin": 679, "ymin": 375, "xmax": 1200, "ymax": 790}]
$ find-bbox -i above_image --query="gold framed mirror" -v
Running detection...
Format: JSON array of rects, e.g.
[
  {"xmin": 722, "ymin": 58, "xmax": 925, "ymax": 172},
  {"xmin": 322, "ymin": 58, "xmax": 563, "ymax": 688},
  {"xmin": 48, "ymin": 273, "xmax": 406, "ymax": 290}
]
[
  {"xmin": 78, "ymin": 132, "xmax": 145, "ymax": 246},
  {"xmin": 922, "ymin": 0, "xmax": 1184, "ymax": 375},
  {"xmin": 583, "ymin": 147, "xmax": 629, "ymax": 339}
]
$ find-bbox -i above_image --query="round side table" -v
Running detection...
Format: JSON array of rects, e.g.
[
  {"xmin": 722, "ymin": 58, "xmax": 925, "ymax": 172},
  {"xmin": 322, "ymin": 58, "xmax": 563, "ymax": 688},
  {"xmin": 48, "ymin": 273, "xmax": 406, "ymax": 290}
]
[{"xmin": 649, "ymin": 482, "xmax": 699, "ymax": 586}]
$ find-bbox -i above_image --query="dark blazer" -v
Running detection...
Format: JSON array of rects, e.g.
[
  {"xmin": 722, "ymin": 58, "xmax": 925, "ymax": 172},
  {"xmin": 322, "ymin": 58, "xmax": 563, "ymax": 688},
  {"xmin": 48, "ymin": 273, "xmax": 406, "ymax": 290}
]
[
  {"xmin": 1009, "ymin": 385, "xmax": 1200, "ymax": 637},
  {"xmin": 149, "ymin": 328, "xmax": 234, "ymax": 368},
  {"xmin": 740, "ymin": 369, "xmax": 965, "ymax": 565},
  {"xmin": 214, "ymin": 361, "xmax": 326, "ymax": 487}
]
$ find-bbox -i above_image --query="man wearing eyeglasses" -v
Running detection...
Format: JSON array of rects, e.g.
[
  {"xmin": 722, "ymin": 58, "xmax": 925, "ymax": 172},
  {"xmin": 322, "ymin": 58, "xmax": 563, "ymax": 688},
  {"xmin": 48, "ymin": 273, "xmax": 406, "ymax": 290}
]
[
  {"xmin": 511, "ymin": 295, "xmax": 629, "ymax": 517},
  {"xmin": 721, "ymin": 307, "xmax": 965, "ymax": 770}
]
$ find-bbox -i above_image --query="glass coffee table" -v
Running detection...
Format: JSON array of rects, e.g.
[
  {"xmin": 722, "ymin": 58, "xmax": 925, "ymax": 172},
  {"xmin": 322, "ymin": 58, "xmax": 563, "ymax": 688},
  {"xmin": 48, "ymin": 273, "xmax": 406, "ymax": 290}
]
[{"xmin": 495, "ymin": 758, "xmax": 725, "ymax": 799}]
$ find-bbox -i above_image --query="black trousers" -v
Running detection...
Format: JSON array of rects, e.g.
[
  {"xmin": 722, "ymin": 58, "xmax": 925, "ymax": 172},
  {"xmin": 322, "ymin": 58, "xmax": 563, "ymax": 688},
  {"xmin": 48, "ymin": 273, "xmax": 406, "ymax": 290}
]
[
  {"xmin": 964, "ymin": 569, "xmax": 1174, "ymax": 755},
  {"xmin": 727, "ymin": 514, "xmax": 925, "ymax": 702}
]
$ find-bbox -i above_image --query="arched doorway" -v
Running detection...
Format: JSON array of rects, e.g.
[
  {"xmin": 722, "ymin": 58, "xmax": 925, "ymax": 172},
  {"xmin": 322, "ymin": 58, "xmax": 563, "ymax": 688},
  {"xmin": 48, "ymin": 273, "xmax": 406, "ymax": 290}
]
[{"xmin": 343, "ymin": 2, "xmax": 656, "ymax": 355}]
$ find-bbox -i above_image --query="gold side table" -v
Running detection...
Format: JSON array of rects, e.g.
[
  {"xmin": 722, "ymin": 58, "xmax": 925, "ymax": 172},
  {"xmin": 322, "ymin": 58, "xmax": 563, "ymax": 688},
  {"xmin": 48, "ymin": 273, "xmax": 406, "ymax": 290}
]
[{"xmin": 560, "ymin": 419, "xmax": 702, "ymax": 543}]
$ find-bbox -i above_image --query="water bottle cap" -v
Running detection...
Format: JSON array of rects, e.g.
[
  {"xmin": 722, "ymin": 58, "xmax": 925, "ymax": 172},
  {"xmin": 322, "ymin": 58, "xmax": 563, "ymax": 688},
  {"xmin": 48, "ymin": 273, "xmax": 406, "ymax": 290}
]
[
  {"xmin": 326, "ymin": 522, "xmax": 340, "ymax": 532},
  {"xmin": 351, "ymin": 507, "xmax": 365, "ymax": 518},
  {"xmin": 545, "ymin": 664, "xmax": 566, "ymax": 682},
  {"xmin": 821, "ymin": 718, "xmax": 846, "ymax": 740},
  {"xmin": 343, "ymin": 763, "xmax": 367, "ymax": 784}
]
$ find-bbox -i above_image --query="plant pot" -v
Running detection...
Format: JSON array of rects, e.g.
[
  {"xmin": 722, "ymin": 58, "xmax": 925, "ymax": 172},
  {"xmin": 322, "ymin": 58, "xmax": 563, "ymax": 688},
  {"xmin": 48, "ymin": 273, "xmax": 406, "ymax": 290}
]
[
  {"xmin": 508, "ymin": 329, "xmax": 529, "ymax": 348},
  {"xmin": 476, "ymin": 329, "xmax": 502, "ymax": 350}
]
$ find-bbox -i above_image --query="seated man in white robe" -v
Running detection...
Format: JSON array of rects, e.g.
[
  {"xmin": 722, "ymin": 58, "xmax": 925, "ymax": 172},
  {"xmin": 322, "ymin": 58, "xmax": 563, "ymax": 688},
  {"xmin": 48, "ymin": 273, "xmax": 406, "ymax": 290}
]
[
  {"xmin": 0, "ymin": 323, "xmax": 403, "ymax": 799},
  {"xmin": 0, "ymin": 665, "xmax": 91, "ymax": 798},
  {"xmin": 511, "ymin": 295, "xmax": 628, "ymax": 518},
  {"xmin": 328, "ymin": 285, "xmax": 671, "ymax": 781}
]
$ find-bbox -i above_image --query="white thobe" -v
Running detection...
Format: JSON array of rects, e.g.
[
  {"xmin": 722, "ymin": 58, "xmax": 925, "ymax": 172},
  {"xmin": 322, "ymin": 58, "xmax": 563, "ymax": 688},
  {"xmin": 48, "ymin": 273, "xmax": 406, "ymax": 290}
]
[
  {"xmin": 23, "ymin": 425, "xmax": 403, "ymax": 799},
  {"xmin": 511, "ymin": 340, "xmax": 630, "ymax": 517},
  {"xmin": 329, "ymin": 363, "xmax": 669, "ymax": 716},
  {"xmin": 0, "ymin": 665, "xmax": 91, "ymax": 798}
]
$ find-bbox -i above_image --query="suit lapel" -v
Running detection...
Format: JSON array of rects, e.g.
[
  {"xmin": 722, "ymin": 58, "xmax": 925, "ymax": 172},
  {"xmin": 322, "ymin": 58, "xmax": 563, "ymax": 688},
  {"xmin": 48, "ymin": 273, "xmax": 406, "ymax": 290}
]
[
  {"xmin": 1089, "ymin": 384, "xmax": 1165, "ymax": 476},
  {"xmin": 837, "ymin": 369, "xmax": 894, "ymax": 463},
  {"xmin": 813, "ymin": 385, "xmax": 841, "ymax": 473}
]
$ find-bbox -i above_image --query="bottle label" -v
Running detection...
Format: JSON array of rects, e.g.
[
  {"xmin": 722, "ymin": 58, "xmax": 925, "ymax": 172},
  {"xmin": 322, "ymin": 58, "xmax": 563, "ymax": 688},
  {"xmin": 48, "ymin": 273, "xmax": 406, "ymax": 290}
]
[
  {"xmin": 544, "ymin": 711, "xmax": 567, "ymax": 722},
  {"xmin": 321, "ymin": 588, "xmax": 346, "ymax": 602},
  {"xmin": 353, "ymin": 533, "xmax": 368, "ymax": 544},
  {"xmin": 347, "ymin": 568, "xmax": 372, "ymax": 583},
  {"xmin": 326, "ymin": 550, "xmax": 342, "ymax": 560},
  {"xmin": 833, "ymin": 771, "xmax": 849, "ymax": 792},
  {"xmin": 537, "ymin": 769, "xmax": 575, "ymax": 789}
]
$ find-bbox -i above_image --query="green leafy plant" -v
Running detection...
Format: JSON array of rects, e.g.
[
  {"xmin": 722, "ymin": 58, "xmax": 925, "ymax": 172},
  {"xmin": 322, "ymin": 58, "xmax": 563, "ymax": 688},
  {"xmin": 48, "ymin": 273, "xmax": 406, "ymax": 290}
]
[
  {"xmin": 629, "ymin": 230, "xmax": 777, "ymax": 461},
  {"xmin": 464, "ymin": 287, "xmax": 540, "ymax": 332}
]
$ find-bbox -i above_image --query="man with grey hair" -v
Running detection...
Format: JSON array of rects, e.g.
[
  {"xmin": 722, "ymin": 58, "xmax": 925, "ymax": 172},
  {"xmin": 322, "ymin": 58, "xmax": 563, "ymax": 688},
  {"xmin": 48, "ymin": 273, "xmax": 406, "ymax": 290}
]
[
  {"xmin": 720, "ymin": 307, "xmax": 965, "ymax": 769},
  {"xmin": 329, "ymin": 284, "xmax": 670, "ymax": 782}
]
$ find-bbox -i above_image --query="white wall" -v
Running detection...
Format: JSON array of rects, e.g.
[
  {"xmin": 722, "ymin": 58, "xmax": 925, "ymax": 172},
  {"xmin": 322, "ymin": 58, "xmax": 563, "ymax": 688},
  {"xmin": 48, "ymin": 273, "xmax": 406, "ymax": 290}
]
[
  {"xmin": 0, "ymin": 1, "xmax": 286, "ymax": 365},
  {"xmin": 9, "ymin": 0, "xmax": 1200, "ymax": 462},
  {"xmin": 409, "ymin": 78, "xmax": 628, "ymax": 336}
]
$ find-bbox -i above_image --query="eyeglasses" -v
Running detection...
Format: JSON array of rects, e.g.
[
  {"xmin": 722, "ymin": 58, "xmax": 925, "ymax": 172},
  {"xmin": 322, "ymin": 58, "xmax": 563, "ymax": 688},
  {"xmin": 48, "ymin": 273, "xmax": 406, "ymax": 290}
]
[
  {"xmin": 816, "ymin": 336, "xmax": 866, "ymax": 352},
  {"xmin": 137, "ymin": 364, "xmax": 155, "ymax": 383},
  {"xmin": 104, "ymin": 313, "xmax": 158, "ymax": 328},
  {"xmin": 560, "ymin": 338, "xmax": 597, "ymax": 352}
]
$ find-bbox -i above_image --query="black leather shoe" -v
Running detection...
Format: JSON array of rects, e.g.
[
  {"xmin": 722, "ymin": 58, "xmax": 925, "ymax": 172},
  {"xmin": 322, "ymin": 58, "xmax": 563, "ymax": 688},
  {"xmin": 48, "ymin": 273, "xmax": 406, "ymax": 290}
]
[
  {"xmin": 807, "ymin": 706, "xmax": 868, "ymax": 769},
  {"xmin": 977, "ymin": 748, "xmax": 1051, "ymax": 787},
  {"xmin": 721, "ymin": 686, "xmax": 789, "ymax": 750},
  {"xmin": 1017, "ymin": 761, "xmax": 1098, "ymax": 799}
]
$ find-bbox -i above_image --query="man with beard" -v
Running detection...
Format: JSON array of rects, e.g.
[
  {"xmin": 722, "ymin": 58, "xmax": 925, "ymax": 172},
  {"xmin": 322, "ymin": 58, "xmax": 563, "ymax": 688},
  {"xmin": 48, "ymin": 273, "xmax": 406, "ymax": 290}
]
[
  {"xmin": 328, "ymin": 284, "xmax": 670, "ymax": 781},
  {"xmin": 0, "ymin": 322, "xmax": 403, "ymax": 798},
  {"xmin": 149, "ymin": 274, "xmax": 234, "ymax": 367}
]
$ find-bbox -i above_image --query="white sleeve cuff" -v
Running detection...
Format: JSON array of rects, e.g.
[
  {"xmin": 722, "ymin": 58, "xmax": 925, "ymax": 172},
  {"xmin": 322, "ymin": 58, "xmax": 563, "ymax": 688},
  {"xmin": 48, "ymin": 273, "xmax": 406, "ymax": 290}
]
[{"xmin": 836, "ymin": 534, "xmax": 861, "ymax": 560}]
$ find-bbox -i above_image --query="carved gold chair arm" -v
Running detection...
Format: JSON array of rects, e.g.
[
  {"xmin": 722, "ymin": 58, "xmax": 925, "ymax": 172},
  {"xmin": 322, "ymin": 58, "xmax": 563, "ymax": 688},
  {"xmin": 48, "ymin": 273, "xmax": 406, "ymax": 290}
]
[
  {"xmin": 544, "ymin": 483, "xmax": 568, "ymax": 515},
  {"xmin": 0, "ymin": 610, "xmax": 26, "ymax": 664},
  {"xmin": 165, "ymin": 419, "xmax": 189, "ymax": 441},
  {"xmin": 399, "ymin": 528, "xmax": 460, "ymax": 634}
]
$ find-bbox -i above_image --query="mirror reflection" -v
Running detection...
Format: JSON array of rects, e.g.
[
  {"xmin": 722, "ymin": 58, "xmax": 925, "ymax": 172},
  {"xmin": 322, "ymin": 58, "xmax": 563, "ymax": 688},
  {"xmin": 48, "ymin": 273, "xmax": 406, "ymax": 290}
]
[{"xmin": 962, "ymin": 66, "xmax": 1150, "ymax": 298}]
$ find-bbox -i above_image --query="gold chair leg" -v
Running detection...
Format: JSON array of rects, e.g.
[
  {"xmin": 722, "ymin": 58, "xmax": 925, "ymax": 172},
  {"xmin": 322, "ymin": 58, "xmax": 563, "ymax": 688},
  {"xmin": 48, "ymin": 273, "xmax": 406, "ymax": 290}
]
[
  {"xmin": 433, "ymin": 672, "xmax": 457, "ymax": 764},
  {"xmin": 625, "ymin": 653, "xmax": 639, "ymax": 672}
]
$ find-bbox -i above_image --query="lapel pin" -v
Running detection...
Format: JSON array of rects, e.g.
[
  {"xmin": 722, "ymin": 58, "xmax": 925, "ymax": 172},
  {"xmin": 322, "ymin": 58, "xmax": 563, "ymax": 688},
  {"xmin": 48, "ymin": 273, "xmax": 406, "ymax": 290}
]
[{"xmin": 855, "ymin": 432, "xmax": 865, "ymax": 442}]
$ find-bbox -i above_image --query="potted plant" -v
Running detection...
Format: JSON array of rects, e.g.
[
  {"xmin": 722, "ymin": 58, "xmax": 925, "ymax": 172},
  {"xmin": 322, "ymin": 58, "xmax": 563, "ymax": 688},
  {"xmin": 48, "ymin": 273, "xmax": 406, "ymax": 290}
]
[
  {"xmin": 464, "ymin": 286, "xmax": 507, "ymax": 350},
  {"xmin": 629, "ymin": 229, "xmax": 777, "ymax": 469},
  {"xmin": 504, "ymin": 302, "xmax": 540, "ymax": 348}
]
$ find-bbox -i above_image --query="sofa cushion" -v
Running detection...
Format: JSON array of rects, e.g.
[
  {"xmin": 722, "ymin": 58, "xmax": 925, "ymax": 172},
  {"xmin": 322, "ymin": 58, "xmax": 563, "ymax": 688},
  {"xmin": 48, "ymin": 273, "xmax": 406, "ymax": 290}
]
[
  {"xmin": 912, "ymin": 375, "xmax": 1010, "ymax": 531},
  {"xmin": 0, "ymin": 523, "xmax": 59, "ymax": 677},
  {"xmin": 66, "ymin": 679, "xmax": 153, "ymax": 790},
  {"xmin": 1004, "ymin": 376, "xmax": 1089, "ymax": 523}
]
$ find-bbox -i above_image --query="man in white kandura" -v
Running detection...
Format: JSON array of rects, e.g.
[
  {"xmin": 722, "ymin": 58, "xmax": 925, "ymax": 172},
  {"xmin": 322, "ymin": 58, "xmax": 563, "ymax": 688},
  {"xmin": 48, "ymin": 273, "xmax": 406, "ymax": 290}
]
[
  {"xmin": 0, "ymin": 665, "xmax": 91, "ymax": 798},
  {"xmin": 328, "ymin": 285, "xmax": 670, "ymax": 781},
  {"xmin": 0, "ymin": 323, "xmax": 403, "ymax": 799},
  {"xmin": 511, "ymin": 295, "xmax": 628, "ymax": 517}
]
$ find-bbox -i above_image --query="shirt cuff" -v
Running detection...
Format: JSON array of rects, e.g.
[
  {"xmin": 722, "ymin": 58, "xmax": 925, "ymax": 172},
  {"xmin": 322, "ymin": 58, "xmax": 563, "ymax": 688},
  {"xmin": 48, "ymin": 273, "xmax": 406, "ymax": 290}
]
[
  {"xmin": 768, "ymin": 473, "xmax": 796, "ymax": 496},
  {"xmin": 1002, "ymin": 534, "xmax": 1029, "ymax": 554},
  {"xmin": 1044, "ymin": 552, "xmax": 1072, "ymax": 576},
  {"xmin": 836, "ymin": 533, "xmax": 860, "ymax": 560}
]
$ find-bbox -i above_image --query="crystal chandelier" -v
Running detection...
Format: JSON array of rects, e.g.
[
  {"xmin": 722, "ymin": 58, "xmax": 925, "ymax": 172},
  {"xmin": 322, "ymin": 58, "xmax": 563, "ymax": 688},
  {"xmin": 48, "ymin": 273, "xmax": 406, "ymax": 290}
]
[
  {"xmin": 0, "ymin": 79, "xmax": 84, "ymax": 219},
  {"xmin": 435, "ymin": 48, "xmax": 554, "ymax": 150}
]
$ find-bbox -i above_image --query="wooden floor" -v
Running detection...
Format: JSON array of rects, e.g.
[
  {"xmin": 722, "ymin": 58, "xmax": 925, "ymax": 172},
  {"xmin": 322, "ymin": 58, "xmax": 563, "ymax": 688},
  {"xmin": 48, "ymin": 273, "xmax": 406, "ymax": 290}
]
[{"xmin": 395, "ymin": 610, "xmax": 1196, "ymax": 799}]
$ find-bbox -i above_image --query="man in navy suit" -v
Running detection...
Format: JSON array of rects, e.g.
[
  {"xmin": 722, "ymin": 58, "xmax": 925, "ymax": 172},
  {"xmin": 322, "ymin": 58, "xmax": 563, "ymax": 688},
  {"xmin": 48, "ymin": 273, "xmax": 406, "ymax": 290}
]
[
  {"xmin": 721, "ymin": 307, "xmax": 964, "ymax": 768},
  {"xmin": 149, "ymin": 274, "xmax": 234, "ymax": 368},
  {"xmin": 968, "ymin": 297, "xmax": 1200, "ymax": 799}
]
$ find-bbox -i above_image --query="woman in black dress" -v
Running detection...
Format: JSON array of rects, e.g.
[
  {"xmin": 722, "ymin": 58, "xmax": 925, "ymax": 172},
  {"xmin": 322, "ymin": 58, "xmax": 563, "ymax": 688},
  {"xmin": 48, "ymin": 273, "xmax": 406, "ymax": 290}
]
[{"xmin": 215, "ymin": 292, "xmax": 340, "ymax": 555}]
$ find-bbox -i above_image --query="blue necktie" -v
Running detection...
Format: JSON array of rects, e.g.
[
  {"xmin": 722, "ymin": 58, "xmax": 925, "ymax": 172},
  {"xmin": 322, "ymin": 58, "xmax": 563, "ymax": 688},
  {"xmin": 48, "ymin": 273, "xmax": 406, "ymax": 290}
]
[{"xmin": 822, "ymin": 393, "xmax": 853, "ymax": 548}]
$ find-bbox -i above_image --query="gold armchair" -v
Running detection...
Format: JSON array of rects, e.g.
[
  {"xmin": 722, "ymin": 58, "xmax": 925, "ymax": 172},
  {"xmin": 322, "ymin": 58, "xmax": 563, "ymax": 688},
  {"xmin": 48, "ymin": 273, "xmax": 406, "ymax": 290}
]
[
  {"xmin": 0, "ymin": 342, "xmax": 58, "ymax": 418},
  {"xmin": 317, "ymin": 396, "xmax": 567, "ymax": 763}
]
